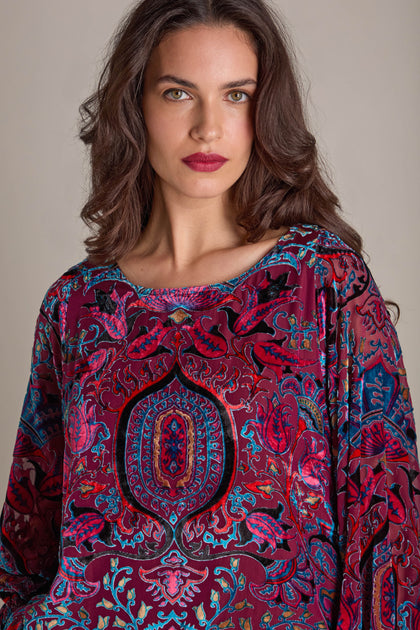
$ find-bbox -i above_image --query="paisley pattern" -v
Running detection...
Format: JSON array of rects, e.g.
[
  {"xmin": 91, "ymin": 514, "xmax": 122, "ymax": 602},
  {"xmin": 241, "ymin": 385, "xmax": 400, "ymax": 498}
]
[{"xmin": 0, "ymin": 225, "xmax": 419, "ymax": 630}]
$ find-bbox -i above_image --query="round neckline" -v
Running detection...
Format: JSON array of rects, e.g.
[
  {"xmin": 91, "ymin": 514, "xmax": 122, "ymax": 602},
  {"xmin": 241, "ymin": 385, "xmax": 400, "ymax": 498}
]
[{"xmin": 112, "ymin": 226, "xmax": 294, "ymax": 294}]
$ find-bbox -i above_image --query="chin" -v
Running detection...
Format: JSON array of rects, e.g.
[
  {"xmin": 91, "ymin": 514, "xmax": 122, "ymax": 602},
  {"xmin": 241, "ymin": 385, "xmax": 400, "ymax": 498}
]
[{"xmin": 177, "ymin": 181, "xmax": 234, "ymax": 200}]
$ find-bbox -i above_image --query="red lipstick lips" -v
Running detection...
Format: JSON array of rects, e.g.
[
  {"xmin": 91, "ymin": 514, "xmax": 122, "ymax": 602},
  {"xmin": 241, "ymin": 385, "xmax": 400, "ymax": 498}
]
[{"xmin": 182, "ymin": 152, "xmax": 228, "ymax": 172}]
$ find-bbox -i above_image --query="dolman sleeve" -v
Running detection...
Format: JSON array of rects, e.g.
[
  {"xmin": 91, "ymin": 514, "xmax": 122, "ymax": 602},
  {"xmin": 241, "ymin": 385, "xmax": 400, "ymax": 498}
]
[
  {"xmin": 0, "ymin": 298, "xmax": 64, "ymax": 622},
  {"xmin": 320, "ymin": 247, "xmax": 420, "ymax": 628}
]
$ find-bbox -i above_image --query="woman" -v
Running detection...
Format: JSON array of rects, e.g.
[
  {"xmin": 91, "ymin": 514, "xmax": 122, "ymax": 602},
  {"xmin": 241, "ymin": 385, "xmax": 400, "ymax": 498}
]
[{"xmin": 0, "ymin": 0, "xmax": 419, "ymax": 628}]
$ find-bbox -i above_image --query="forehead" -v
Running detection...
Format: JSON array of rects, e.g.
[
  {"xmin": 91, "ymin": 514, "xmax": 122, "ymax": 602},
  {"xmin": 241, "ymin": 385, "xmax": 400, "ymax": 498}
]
[{"xmin": 145, "ymin": 24, "xmax": 258, "ymax": 85}]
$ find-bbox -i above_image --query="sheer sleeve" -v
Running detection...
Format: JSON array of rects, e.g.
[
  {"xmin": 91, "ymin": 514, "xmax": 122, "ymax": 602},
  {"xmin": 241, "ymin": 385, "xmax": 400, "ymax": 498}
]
[
  {"xmin": 321, "ymin": 248, "xmax": 420, "ymax": 628},
  {"xmin": 0, "ymin": 303, "xmax": 64, "ymax": 623}
]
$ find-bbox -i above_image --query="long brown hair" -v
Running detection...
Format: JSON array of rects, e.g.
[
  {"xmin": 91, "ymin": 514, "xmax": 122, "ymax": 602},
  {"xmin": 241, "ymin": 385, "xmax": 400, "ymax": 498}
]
[{"xmin": 80, "ymin": 0, "xmax": 362, "ymax": 262}]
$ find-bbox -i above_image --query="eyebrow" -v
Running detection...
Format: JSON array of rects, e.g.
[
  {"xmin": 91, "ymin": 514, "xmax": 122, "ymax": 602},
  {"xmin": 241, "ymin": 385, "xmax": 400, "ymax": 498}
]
[{"xmin": 156, "ymin": 74, "xmax": 257, "ymax": 90}]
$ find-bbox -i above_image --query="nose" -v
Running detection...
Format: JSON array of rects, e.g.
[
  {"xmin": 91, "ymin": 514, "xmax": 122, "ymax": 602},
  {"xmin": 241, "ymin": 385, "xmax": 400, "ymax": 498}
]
[{"xmin": 190, "ymin": 100, "xmax": 223, "ymax": 143}]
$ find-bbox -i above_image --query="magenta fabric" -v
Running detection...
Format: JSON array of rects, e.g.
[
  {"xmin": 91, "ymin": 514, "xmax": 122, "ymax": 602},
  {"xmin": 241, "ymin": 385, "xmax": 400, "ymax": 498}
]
[{"xmin": 0, "ymin": 225, "xmax": 419, "ymax": 629}]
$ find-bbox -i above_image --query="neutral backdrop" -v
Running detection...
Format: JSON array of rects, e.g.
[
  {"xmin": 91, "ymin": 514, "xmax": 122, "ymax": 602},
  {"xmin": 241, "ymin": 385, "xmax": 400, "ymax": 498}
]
[{"xmin": 0, "ymin": 1, "xmax": 419, "ymax": 502}]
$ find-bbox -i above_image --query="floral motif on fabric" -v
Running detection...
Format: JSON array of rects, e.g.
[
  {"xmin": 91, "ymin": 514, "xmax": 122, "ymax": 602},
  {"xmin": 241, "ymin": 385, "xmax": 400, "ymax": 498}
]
[{"xmin": 0, "ymin": 225, "xmax": 419, "ymax": 630}]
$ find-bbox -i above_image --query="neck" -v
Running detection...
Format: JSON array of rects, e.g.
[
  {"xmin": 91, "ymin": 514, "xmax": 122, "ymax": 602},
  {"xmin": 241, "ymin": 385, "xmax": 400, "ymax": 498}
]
[{"xmin": 136, "ymin": 185, "xmax": 245, "ymax": 270}]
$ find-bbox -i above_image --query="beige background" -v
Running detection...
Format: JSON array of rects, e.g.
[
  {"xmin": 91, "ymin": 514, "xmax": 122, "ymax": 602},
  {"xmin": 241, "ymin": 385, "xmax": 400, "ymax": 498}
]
[{"xmin": 0, "ymin": 0, "xmax": 419, "ymax": 503}]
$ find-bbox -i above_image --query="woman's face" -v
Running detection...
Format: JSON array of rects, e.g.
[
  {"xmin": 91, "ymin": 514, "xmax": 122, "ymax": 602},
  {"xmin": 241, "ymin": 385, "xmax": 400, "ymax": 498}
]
[{"xmin": 142, "ymin": 24, "xmax": 258, "ymax": 207}]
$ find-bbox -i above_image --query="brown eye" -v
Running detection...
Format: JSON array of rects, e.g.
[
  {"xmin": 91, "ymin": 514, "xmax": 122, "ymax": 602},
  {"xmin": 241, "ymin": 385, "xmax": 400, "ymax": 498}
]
[
  {"xmin": 228, "ymin": 91, "xmax": 248, "ymax": 103},
  {"xmin": 165, "ymin": 88, "xmax": 189, "ymax": 101}
]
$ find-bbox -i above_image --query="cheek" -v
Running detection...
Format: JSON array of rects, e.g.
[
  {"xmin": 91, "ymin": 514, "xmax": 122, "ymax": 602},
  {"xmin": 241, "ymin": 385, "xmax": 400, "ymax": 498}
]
[
  {"xmin": 145, "ymin": 113, "xmax": 184, "ymax": 160},
  {"xmin": 144, "ymin": 125, "xmax": 174, "ymax": 172},
  {"xmin": 229, "ymin": 113, "xmax": 254, "ymax": 153}
]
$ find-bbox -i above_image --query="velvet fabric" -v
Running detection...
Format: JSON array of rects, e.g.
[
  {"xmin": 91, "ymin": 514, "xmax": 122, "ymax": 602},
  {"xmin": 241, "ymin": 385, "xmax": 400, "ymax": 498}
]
[{"xmin": 0, "ymin": 225, "xmax": 419, "ymax": 629}]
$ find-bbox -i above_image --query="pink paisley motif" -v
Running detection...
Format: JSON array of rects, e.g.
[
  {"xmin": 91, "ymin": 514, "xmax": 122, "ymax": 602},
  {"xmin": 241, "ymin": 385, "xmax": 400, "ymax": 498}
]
[
  {"xmin": 187, "ymin": 320, "xmax": 228, "ymax": 358},
  {"xmin": 298, "ymin": 437, "xmax": 328, "ymax": 490},
  {"xmin": 75, "ymin": 348, "xmax": 108, "ymax": 386},
  {"xmin": 253, "ymin": 341, "xmax": 315, "ymax": 372},
  {"xmin": 66, "ymin": 402, "xmax": 101, "ymax": 454},
  {"xmin": 251, "ymin": 551, "xmax": 313, "ymax": 608},
  {"xmin": 89, "ymin": 289, "xmax": 131, "ymax": 339},
  {"xmin": 63, "ymin": 512, "xmax": 106, "ymax": 549},
  {"xmin": 253, "ymin": 394, "xmax": 298, "ymax": 455},
  {"xmin": 233, "ymin": 293, "xmax": 294, "ymax": 335},
  {"xmin": 245, "ymin": 512, "xmax": 294, "ymax": 552},
  {"xmin": 336, "ymin": 581, "xmax": 359, "ymax": 629},
  {"xmin": 374, "ymin": 565, "xmax": 396, "ymax": 630},
  {"xmin": 126, "ymin": 320, "xmax": 168, "ymax": 359}
]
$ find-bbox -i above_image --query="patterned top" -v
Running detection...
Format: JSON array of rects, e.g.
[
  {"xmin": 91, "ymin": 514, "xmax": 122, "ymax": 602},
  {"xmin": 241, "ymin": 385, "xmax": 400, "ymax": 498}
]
[{"xmin": 0, "ymin": 225, "xmax": 419, "ymax": 630}]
